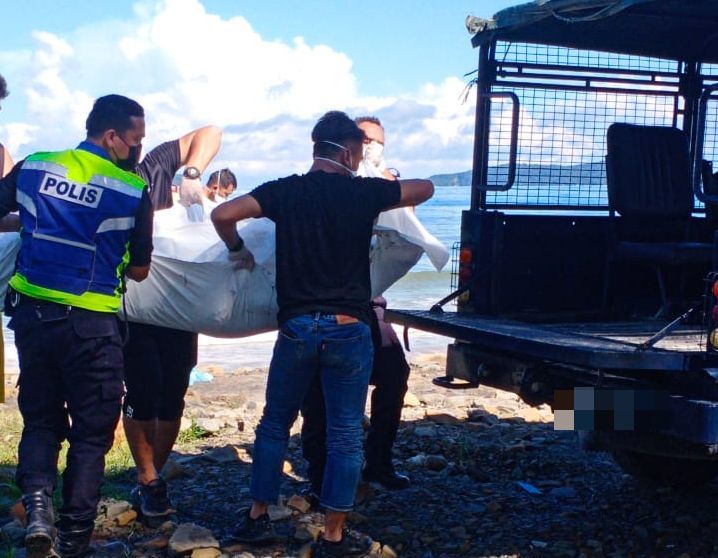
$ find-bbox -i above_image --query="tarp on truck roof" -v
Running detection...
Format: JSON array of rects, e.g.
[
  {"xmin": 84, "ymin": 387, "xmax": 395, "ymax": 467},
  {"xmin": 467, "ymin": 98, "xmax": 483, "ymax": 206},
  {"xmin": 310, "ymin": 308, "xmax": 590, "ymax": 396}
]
[{"xmin": 467, "ymin": 0, "xmax": 718, "ymax": 63}]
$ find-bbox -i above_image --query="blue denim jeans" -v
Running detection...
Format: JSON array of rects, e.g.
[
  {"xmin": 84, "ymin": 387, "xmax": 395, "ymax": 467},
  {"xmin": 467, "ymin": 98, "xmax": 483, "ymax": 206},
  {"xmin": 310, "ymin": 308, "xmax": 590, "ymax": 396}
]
[{"xmin": 250, "ymin": 313, "xmax": 373, "ymax": 512}]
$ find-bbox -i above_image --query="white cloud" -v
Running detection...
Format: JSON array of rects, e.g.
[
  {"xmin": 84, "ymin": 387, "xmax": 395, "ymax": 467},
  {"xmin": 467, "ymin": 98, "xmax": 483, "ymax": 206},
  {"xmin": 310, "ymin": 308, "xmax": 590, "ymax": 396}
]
[{"xmin": 0, "ymin": 0, "xmax": 477, "ymax": 183}]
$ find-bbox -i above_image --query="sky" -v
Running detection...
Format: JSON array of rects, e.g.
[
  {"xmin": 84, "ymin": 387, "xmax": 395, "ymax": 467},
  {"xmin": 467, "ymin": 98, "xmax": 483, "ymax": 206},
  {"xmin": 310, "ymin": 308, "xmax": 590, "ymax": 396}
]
[{"xmin": 0, "ymin": 0, "xmax": 520, "ymax": 187}]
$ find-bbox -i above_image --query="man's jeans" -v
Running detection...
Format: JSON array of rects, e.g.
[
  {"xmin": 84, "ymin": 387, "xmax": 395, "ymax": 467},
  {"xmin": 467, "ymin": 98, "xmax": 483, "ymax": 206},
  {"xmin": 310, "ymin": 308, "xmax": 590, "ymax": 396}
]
[{"xmin": 250, "ymin": 313, "xmax": 373, "ymax": 512}]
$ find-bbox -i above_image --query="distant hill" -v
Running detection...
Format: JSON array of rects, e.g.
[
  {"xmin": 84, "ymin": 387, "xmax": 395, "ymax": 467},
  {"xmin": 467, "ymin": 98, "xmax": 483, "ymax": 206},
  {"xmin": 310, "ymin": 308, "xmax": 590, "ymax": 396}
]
[{"xmin": 428, "ymin": 162, "xmax": 606, "ymax": 187}]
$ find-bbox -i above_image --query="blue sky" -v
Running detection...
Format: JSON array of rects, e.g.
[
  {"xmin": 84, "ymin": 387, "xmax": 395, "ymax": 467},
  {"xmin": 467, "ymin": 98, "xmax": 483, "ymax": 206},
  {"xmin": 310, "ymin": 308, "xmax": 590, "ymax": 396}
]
[{"xmin": 1, "ymin": 0, "xmax": 519, "ymax": 184}]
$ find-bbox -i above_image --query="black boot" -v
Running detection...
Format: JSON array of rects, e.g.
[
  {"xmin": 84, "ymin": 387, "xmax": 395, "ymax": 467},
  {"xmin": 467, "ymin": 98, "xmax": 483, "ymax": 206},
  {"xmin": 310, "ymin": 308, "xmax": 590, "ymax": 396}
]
[
  {"xmin": 22, "ymin": 488, "xmax": 56, "ymax": 558},
  {"xmin": 55, "ymin": 519, "xmax": 94, "ymax": 558}
]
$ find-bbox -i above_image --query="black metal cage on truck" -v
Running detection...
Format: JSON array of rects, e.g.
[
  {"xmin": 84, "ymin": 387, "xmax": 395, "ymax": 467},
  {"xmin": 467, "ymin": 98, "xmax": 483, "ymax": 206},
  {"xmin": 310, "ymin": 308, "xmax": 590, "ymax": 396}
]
[{"xmin": 387, "ymin": 0, "xmax": 718, "ymax": 486}]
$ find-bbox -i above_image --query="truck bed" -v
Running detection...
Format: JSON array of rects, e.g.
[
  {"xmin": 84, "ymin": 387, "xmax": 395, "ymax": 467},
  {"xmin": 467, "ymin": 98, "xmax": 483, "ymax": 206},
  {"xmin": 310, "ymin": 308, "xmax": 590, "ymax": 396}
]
[{"xmin": 385, "ymin": 310, "xmax": 705, "ymax": 372}]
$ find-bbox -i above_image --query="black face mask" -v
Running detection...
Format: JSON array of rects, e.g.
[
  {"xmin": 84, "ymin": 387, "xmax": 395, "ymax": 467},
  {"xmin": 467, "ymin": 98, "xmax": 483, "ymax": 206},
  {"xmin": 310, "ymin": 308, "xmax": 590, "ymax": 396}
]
[{"xmin": 116, "ymin": 144, "xmax": 141, "ymax": 171}]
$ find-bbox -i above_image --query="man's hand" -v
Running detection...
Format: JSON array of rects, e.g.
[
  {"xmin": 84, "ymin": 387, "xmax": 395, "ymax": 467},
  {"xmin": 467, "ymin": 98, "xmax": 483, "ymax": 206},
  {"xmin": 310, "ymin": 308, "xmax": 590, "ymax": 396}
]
[
  {"xmin": 179, "ymin": 177, "xmax": 204, "ymax": 207},
  {"xmin": 228, "ymin": 245, "xmax": 255, "ymax": 271}
]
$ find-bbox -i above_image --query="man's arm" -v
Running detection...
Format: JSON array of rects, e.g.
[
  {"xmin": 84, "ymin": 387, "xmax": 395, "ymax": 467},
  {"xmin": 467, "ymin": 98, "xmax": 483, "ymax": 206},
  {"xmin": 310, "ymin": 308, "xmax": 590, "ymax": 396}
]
[
  {"xmin": 126, "ymin": 190, "xmax": 153, "ymax": 282},
  {"xmin": 211, "ymin": 194, "xmax": 263, "ymax": 250},
  {"xmin": 392, "ymin": 179, "xmax": 434, "ymax": 209},
  {"xmin": 0, "ymin": 161, "xmax": 22, "ymax": 219},
  {"xmin": 178, "ymin": 125, "xmax": 222, "ymax": 171},
  {"xmin": 0, "ymin": 214, "xmax": 20, "ymax": 232},
  {"xmin": 2, "ymin": 149, "xmax": 14, "ymax": 178}
]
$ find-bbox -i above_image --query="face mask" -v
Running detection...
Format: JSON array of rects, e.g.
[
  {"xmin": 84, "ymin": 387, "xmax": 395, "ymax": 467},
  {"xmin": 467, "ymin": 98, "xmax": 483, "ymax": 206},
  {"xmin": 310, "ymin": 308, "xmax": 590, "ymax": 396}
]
[
  {"xmin": 315, "ymin": 140, "xmax": 357, "ymax": 178},
  {"xmin": 363, "ymin": 140, "xmax": 385, "ymax": 168},
  {"xmin": 116, "ymin": 136, "xmax": 142, "ymax": 171}
]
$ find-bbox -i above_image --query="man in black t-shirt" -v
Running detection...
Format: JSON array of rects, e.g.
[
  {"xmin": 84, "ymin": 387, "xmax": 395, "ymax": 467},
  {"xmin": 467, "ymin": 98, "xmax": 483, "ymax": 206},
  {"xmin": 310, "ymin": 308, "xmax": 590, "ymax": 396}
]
[
  {"xmin": 212, "ymin": 111, "xmax": 433, "ymax": 557},
  {"xmin": 122, "ymin": 125, "xmax": 222, "ymax": 525}
]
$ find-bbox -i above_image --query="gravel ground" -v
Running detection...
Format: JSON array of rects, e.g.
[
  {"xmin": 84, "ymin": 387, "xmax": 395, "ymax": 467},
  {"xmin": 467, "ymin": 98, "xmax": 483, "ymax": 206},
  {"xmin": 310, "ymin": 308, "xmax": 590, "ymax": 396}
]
[{"xmin": 3, "ymin": 355, "xmax": 718, "ymax": 557}]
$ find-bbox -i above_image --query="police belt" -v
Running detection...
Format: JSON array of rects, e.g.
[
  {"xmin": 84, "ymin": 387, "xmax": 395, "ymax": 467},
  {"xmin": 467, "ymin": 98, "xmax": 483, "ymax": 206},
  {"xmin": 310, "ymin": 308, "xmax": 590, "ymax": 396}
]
[{"xmin": 8, "ymin": 288, "xmax": 108, "ymax": 319}]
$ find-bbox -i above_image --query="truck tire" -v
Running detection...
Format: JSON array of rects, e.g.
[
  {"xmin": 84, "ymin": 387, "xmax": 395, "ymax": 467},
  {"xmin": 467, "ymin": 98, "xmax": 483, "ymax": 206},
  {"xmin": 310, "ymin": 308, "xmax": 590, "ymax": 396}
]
[{"xmin": 611, "ymin": 450, "xmax": 718, "ymax": 487}]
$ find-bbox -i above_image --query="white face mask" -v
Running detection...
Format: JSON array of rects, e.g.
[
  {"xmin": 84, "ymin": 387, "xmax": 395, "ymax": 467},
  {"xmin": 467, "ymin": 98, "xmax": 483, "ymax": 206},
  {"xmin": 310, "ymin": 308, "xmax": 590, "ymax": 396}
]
[
  {"xmin": 315, "ymin": 140, "xmax": 357, "ymax": 178},
  {"xmin": 363, "ymin": 140, "xmax": 385, "ymax": 168}
]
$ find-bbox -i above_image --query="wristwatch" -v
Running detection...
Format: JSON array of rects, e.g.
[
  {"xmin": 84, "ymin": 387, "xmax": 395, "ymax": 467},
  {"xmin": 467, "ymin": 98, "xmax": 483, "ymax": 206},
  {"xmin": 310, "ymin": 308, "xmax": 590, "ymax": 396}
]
[{"xmin": 183, "ymin": 166, "xmax": 201, "ymax": 180}]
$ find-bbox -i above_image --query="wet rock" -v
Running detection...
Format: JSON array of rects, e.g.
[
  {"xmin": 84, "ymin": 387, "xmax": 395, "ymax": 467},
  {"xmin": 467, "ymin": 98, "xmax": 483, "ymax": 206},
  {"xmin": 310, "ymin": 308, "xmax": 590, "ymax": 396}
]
[
  {"xmin": 424, "ymin": 455, "xmax": 448, "ymax": 471},
  {"xmin": 191, "ymin": 549, "xmax": 221, "ymax": 558},
  {"xmin": 168, "ymin": 523, "xmax": 219, "ymax": 557},
  {"xmin": 381, "ymin": 545, "xmax": 399, "ymax": 558}
]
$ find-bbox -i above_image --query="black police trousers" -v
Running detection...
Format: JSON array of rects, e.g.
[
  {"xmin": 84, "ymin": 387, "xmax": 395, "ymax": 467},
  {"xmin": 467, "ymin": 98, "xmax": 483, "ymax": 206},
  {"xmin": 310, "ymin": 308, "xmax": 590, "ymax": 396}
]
[
  {"xmin": 10, "ymin": 297, "xmax": 124, "ymax": 524},
  {"xmin": 300, "ymin": 341, "xmax": 410, "ymax": 492}
]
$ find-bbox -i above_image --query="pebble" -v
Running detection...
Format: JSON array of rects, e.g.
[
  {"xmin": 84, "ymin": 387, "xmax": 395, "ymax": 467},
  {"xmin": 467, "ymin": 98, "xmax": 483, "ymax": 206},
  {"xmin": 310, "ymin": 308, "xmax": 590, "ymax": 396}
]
[
  {"xmin": 190, "ymin": 549, "xmax": 221, "ymax": 558},
  {"xmin": 103, "ymin": 500, "xmax": 131, "ymax": 521},
  {"xmin": 162, "ymin": 459, "xmax": 192, "ymax": 481},
  {"xmin": 426, "ymin": 412, "xmax": 462, "ymax": 425},
  {"xmin": 195, "ymin": 418, "xmax": 223, "ymax": 433},
  {"xmin": 267, "ymin": 504, "xmax": 293, "ymax": 521},
  {"xmin": 403, "ymin": 392, "xmax": 421, "ymax": 407},
  {"xmin": 1, "ymin": 519, "xmax": 25, "ymax": 545},
  {"xmin": 168, "ymin": 523, "xmax": 219, "ymax": 557},
  {"xmin": 115, "ymin": 509, "xmax": 137, "ymax": 526},
  {"xmin": 204, "ymin": 445, "xmax": 241, "ymax": 464},
  {"xmin": 549, "ymin": 486, "xmax": 578, "ymax": 499},
  {"xmin": 414, "ymin": 426, "xmax": 436, "ymax": 438},
  {"xmin": 140, "ymin": 535, "xmax": 170, "ymax": 550},
  {"xmin": 287, "ymin": 494, "xmax": 311, "ymax": 513},
  {"xmin": 424, "ymin": 455, "xmax": 448, "ymax": 471}
]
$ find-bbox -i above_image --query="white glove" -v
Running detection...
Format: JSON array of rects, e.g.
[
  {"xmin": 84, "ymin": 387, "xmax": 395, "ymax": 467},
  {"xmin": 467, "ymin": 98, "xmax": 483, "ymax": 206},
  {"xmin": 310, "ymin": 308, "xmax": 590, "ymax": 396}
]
[
  {"xmin": 228, "ymin": 245, "xmax": 255, "ymax": 271},
  {"xmin": 179, "ymin": 177, "xmax": 204, "ymax": 206},
  {"xmin": 179, "ymin": 177, "xmax": 205, "ymax": 222}
]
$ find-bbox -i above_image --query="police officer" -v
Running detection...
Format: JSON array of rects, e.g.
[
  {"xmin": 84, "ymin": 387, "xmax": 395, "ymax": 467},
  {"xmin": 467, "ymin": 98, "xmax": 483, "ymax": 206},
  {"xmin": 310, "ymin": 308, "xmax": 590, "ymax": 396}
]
[{"xmin": 0, "ymin": 94, "xmax": 153, "ymax": 558}]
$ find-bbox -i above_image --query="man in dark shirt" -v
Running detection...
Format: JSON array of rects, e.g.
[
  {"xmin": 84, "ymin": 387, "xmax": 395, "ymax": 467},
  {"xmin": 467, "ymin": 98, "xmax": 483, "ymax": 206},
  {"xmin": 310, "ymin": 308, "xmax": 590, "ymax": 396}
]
[
  {"xmin": 212, "ymin": 111, "xmax": 433, "ymax": 558},
  {"xmin": 122, "ymin": 125, "xmax": 222, "ymax": 525},
  {"xmin": 0, "ymin": 94, "xmax": 153, "ymax": 558}
]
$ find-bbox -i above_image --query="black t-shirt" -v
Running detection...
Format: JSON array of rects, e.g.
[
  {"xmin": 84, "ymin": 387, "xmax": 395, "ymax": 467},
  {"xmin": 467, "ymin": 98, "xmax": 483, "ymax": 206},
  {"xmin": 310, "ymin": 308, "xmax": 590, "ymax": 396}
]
[
  {"xmin": 135, "ymin": 140, "xmax": 181, "ymax": 211},
  {"xmin": 249, "ymin": 171, "xmax": 401, "ymax": 324}
]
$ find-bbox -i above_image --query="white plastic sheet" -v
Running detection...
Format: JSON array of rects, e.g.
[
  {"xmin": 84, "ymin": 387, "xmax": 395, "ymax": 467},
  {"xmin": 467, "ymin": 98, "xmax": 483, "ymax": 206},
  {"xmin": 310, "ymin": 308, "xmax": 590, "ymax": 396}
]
[
  {"xmin": 0, "ymin": 185, "xmax": 448, "ymax": 337},
  {"xmin": 122, "ymin": 194, "xmax": 448, "ymax": 337}
]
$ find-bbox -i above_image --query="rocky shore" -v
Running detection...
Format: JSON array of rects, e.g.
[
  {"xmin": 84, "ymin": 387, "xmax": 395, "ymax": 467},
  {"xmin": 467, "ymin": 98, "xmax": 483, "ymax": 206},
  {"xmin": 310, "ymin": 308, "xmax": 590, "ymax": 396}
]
[{"xmin": 3, "ymin": 355, "xmax": 718, "ymax": 557}]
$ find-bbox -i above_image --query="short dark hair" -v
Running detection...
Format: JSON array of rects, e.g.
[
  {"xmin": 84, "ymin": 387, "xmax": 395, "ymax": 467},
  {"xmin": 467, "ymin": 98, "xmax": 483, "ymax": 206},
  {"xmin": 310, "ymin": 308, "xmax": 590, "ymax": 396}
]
[
  {"xmin": 355, "ymin": 115, "xmax": 382, "ymax": 127},
  {"xmin": 311, "ymin": 111, "xmax": 365, "ymax": 158},
  {"xmin": 86, "ymin": 94, "xmax": 144, "ymax": 138},
  {"xmin": 0, "ymin": 74, "xmax": 8, "ymax": 100},
  {"xmin": 207, "ymin": 168, "xmax": 237, "ymax": 188}
]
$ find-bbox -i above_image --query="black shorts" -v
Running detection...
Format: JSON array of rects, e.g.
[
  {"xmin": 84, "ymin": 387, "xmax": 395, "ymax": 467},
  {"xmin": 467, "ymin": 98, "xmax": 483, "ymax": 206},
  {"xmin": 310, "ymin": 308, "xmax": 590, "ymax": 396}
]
[{"xmin": 122, "ymin": 322, "xmax": 198, "ymax": 421}]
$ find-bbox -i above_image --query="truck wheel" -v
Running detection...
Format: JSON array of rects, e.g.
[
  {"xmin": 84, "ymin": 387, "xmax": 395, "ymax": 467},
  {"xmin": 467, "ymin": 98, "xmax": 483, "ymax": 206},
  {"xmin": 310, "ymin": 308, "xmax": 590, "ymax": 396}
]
[{"xmin": 611, "ymin": 450, "xmax": 718, "ymax": 487}]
